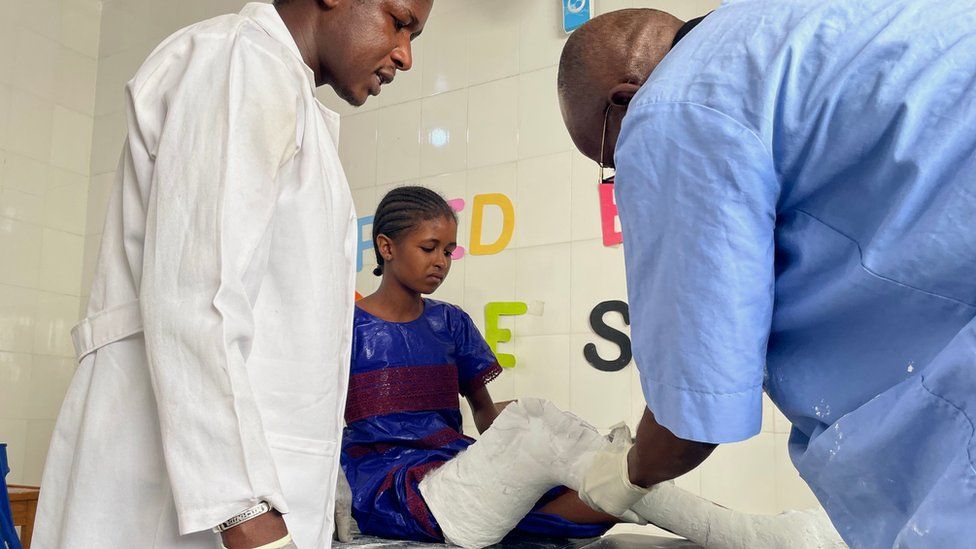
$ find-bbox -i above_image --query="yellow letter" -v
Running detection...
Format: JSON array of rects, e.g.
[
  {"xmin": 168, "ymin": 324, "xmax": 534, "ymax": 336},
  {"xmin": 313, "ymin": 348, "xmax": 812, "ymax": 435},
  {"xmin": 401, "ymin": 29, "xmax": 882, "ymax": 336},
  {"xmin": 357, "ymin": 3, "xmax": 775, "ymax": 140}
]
[{"xmin": 470, "ymin": 193, "xmax": 515, "ymax": 255}]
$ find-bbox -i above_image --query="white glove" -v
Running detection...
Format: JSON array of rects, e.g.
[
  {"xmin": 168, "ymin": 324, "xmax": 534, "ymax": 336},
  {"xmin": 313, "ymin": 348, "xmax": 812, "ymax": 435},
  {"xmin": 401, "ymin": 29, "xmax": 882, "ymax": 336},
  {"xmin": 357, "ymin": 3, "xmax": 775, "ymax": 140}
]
[
  {"xmin": 579, "ymin": 434, "xmax": 650, "ymax": 520},
  {"xmin": 333, "ymin": 469, "xmax": 356, "ymax": 543}
]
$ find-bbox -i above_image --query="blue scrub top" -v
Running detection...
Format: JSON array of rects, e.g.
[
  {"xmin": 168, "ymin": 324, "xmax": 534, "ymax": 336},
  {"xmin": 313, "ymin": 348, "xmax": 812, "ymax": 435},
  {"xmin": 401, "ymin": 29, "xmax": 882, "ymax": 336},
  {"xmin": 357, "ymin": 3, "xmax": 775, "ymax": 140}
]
[{"xmin": 616, "ymin": 0, "xmax": 976, "ymax": 545}]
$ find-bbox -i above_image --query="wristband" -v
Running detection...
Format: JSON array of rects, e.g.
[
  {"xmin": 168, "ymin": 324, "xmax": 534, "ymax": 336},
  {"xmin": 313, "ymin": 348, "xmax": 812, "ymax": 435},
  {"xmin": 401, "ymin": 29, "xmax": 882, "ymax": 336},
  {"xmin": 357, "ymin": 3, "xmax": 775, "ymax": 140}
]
[{"xmin": 213, "ymin": 501, "xmax": 272, "ymax": 533}]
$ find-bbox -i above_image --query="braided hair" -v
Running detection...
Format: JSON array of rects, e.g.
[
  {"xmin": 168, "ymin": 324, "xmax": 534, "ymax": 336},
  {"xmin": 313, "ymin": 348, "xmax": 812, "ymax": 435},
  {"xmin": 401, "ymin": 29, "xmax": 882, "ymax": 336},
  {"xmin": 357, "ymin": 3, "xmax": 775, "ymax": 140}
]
[{"xmin": 371, "ymin": 186, "xmax": 457, "ymax": 277}]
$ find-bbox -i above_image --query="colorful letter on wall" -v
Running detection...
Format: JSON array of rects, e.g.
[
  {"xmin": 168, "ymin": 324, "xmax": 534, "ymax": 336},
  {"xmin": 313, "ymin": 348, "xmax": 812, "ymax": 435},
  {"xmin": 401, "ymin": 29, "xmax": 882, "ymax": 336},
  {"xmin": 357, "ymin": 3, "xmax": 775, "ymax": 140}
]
[
  {"xmin": 583, "ymin": 300, "xmax": 632, "ymax": 372},
  {"xmin": 470, "ymin": 193, "xmax": 515, "ymax": 255},
  {"xmin": 357, "ymin": 214, "xmax": 374, "ymax": 272},
  {"xmin": 485, "ymin": 301, "xmax": 527, "ymax": 368},
  {"xmin": 599, "ymin": 183, "xmax": 622, "ymax": 247}
]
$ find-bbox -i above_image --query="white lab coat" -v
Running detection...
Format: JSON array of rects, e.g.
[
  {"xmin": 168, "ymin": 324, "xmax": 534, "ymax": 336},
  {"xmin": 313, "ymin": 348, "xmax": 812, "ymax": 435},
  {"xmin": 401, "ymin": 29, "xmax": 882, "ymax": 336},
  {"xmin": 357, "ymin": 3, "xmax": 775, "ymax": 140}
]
[{"xmin": 33, "ymin": 4, "xmax": 356, "ymax": 548}]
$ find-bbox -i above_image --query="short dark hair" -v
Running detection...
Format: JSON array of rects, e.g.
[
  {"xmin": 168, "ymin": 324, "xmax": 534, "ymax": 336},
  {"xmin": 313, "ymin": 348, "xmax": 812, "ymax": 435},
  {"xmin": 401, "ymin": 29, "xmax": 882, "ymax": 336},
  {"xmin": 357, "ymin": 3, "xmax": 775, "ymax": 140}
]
[{"xmin": 371, "ymin": 186, "xmax": 457, "ymax": 276}]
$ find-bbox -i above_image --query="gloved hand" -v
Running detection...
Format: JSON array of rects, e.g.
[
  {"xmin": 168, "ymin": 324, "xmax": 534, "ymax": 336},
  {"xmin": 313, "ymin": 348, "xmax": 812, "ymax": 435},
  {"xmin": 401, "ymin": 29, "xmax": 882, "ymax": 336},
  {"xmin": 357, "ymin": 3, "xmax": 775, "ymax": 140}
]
[
  {"xmin": 579, "ymin": 429, "xmax": 650, "ymax": 520},
  {"xmin": 333, "ymin": 468, "xmax": 356, "ymax": 543}
]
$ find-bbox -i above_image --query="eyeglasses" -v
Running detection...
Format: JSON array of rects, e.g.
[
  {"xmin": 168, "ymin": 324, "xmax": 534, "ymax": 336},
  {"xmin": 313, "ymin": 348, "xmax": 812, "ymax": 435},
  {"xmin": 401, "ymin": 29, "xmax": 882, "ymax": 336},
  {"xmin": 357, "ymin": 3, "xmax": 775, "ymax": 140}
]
[{"xmin": 598, "ymin": 104, "xmax": 616, "ymax": 184}]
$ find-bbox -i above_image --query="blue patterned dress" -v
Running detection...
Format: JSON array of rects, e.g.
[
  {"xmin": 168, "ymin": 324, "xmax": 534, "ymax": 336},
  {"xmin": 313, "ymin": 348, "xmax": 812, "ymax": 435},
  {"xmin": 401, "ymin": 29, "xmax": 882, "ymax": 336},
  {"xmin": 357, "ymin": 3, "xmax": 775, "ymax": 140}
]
[{"xmin": 341, "ymin": 299, "xmax": 612, "ymax": 542}]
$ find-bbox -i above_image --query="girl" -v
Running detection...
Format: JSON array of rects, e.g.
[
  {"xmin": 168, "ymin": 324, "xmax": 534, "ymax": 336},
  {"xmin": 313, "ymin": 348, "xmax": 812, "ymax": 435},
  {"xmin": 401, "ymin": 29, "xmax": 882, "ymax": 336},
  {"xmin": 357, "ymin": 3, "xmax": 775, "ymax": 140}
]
[{"xmin": 341, "ymin": 186, "xmax": 618, "ymax": 543}]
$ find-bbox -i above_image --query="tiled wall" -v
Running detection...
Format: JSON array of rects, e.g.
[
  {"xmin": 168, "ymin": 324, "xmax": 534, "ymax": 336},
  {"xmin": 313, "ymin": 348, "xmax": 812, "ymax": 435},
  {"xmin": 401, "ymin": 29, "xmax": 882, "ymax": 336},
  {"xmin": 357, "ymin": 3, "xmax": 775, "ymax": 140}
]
[
  {"xmin": 0, "ymin": 0, "xmax": 101, "ymax": 485},
  {"xmin": 57, "ymin": 0, "xmax": 819, "ymax": 525}
]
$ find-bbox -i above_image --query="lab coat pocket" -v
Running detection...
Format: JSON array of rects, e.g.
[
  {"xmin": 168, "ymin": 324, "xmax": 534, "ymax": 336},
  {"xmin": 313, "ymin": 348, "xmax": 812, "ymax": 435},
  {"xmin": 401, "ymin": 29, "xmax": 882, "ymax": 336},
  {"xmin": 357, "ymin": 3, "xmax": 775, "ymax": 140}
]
[{"xmin": 266, "ymin": 431, "xmax": 338, "ymax": 546}]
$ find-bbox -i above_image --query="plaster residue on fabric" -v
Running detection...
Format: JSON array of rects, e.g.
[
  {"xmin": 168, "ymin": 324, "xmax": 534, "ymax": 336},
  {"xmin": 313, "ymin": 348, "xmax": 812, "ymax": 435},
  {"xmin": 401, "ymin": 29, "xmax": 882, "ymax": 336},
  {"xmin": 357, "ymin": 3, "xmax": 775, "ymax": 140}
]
[
  {"xmin": 813, "ymin": 399, "xmax": 831, "ymax": 419},
  {"xmin": 907, "ymin": 361, "xmax": 916, "ymax": 373}
]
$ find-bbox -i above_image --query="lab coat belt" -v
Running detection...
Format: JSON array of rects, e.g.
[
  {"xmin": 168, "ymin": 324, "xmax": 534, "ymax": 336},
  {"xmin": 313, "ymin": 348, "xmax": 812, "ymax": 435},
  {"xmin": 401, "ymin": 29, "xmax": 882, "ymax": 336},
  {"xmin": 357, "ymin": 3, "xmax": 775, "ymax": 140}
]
[{"xmin": 71, "ymin": 299, "xmax": 143, "ymax": 361}]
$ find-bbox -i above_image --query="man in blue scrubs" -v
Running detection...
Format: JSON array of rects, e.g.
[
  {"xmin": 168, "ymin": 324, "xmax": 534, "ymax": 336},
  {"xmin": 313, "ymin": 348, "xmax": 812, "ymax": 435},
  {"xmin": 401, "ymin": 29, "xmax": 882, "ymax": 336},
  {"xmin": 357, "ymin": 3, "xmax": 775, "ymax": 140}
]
[{"xmin": 558, "ymin": 2, "xmax": 976, "ymax": 547}]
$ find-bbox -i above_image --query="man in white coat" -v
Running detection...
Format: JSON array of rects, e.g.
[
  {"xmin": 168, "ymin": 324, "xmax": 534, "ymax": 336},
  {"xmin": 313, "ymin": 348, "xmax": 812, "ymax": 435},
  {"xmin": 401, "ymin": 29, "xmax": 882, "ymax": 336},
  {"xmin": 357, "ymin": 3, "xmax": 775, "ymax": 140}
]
[{"xmin": 33, "ymin": 1, "xmax": 432, "ymax": 548}]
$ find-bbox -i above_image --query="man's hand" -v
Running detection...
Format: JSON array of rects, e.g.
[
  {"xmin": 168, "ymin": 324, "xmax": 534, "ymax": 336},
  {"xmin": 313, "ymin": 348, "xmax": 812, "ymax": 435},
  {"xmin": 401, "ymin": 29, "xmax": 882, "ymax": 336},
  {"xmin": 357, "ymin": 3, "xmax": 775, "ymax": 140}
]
[
  {"xmin": 628, "ymin": 408, "xmax": 716, "ymax": 488},
  {"xmin": 334, "ymin": 469, "xmax": 356, "ymax": 543},
  {"xmin": 220, "ymin": 510, "xmax": 289, "ymax": 549},
  {"xmin": 579, "ymin": 433, "xmax": 651, "ymax": 518}
]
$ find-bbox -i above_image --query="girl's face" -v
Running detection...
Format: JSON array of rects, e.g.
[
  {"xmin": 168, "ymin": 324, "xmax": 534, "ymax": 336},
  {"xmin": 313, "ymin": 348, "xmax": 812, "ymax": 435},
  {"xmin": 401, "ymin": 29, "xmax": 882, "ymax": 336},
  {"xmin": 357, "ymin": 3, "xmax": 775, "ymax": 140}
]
[{"xmin": 384, "ymin": 215, "xmax": 458, "ymax": 295}]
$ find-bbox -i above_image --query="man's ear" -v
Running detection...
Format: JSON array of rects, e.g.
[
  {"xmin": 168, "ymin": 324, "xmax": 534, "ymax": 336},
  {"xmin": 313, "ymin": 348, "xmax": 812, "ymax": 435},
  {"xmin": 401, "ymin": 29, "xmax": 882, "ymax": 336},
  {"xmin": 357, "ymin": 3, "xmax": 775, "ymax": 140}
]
[{"xmin": 608, "ymin": 83, "xmax": 641, "ymax": 108}]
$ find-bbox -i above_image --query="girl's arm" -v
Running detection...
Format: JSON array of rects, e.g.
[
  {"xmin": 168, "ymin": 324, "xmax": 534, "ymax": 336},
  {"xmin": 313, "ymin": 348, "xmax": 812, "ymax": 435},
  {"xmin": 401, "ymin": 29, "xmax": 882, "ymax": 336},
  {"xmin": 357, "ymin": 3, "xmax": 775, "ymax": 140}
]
[{"xmin": 465, "ymin": 386, "xmax": 514, "ymax": 434}]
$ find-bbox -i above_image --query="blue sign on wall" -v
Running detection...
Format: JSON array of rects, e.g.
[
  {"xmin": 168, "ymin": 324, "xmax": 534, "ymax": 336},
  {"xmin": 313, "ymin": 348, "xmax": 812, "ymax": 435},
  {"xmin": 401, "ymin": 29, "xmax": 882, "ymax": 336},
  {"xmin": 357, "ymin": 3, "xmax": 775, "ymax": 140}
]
[{"xmin": 563, "ymin": 0, "xmax": 592, "ymax": 34}]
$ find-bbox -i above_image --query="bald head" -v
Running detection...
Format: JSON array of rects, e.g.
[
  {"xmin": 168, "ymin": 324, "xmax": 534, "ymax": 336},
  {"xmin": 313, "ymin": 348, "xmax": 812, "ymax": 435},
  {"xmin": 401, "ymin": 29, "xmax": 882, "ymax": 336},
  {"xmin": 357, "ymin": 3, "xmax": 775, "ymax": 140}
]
[{"xmin": 558, "ymin": 9, "xmax": 683, "ymax": 166}]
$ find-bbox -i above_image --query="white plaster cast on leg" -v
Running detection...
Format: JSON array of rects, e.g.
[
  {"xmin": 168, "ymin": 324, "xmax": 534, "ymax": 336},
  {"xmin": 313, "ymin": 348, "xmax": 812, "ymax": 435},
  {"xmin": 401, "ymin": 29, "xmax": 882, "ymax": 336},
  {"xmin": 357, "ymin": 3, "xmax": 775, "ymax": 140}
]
[
  {"xmin": 631, "ymin": 482, "xmax": 847, "ymax": 549},
  {"xmin": 418, "ymin": 398, "xmax": 609, "ymax": 549}
]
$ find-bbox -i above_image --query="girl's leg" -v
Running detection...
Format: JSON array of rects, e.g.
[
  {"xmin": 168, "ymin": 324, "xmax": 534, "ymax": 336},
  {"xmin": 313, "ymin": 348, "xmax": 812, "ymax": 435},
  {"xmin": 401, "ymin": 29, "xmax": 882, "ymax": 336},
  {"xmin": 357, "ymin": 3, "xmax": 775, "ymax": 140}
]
[
  {"xmin": 536, "ymin": 490, "xmax": 619, "ymax": 524},
  {"xmin": 418, "ymin": 398, "xmax": 612, "ymax": 549}
]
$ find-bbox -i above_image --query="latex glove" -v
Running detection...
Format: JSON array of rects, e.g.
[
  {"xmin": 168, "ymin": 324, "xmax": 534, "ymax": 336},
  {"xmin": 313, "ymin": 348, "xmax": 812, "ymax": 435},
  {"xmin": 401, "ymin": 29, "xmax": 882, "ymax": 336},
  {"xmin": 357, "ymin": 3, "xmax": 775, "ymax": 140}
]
[
  {"xmin": 579, "ymin": 435, "xmax": 650, "ymax": 520},
  {"xmin": 333, "ymin": 469, "xmax": 356, "ymax": 543}
]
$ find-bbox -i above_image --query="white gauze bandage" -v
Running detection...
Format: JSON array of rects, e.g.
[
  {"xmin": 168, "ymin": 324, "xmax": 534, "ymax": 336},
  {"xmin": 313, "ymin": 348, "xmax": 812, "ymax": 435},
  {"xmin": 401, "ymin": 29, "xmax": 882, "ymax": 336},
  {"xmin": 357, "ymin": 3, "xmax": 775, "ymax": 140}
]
[
  {"xmin": 631, "ymin": 482, "xmax": 847, "ymax": 549},
  {"xmin": 418, "ymin": 398, "xmax": 609, "ymax": 549}
]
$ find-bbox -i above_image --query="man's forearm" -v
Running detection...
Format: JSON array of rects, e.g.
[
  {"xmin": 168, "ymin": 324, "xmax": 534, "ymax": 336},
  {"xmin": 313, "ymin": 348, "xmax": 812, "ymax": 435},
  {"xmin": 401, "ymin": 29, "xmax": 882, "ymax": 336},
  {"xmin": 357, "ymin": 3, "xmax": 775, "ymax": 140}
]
[{"xmin": 627, "ymin": 408, "xmax": 717, "ymax": 487}]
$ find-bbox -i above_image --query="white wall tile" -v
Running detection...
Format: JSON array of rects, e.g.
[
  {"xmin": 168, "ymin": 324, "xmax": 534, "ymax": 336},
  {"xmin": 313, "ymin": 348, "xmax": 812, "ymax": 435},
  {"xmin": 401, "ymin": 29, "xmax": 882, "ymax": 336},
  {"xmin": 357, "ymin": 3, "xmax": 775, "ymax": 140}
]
[
  {"xmin": 12, "ymin": 29, "xmax": 59, "ymax": 101},
  {"xmin": 10, "ymin": 0, "xmax": 61, "ymax": 42},
  {"xmin": 516, "ymin": 152, "xmax": 572, "ymax": 247},
  {"xmin": 27, "ymin": 356, "xmax": 75, "ymax": 420},
  {"xmin": 518, "ymin": 66, "xmax": 573, "ymax": 159},
  {"xmin": 569, "ymin": 333, "xmax": 632, "ymax": 430},
  {"xmin": 1, "ymin": 153, "xmax": 50, "ymax": 195},
  {"xmin": 518, "ymin": 0, "xmax": 568, "ymax": 73},
  {"xmin": 375, "ymin": 101, "xmax": 422, "ymax": 185},
  {"xmin": 465, "ymin": 1, "xmax": 520, "ymax": 86},
  {"xmin": 33, "ymin": 291, "xmax": 80, "ymax": 358},
  {"xmin": 0, "ymin": 83, "xmax": 10, "ymax": 150},
  {"xmin": 420, "ymin": 9, "xmax": 467, "ymax": 97},
  {"xmin": 0, "ymin": 185, "xmax": 44, "ymax": 225},
  {"xmin": 701, "ymin": 433, "xmax": 779, "ymax": 515},
  {"xmin": 50, "ymin": 106, "xmax": 94, "ymax": 175},
  {"xmin": 0, "ymin": 217, "xmax": 43, "ymax": 288},
  {"xmin": 420, "ymin": 89, "xmax": 468, "ymax": 177},
  {"xmin": 514, "ymin": 243, "xmax": 571, "ymax": 336},
  {"xmin": 570, "ymin": 149, "xmax": 604, "ymax": 241},
  {"xmin": 0, "ymin": 352, "xmax": 30, "ymax": 419},
  {"xmin": 511, "ymin": 334, "xmax": 571, "ymax": 409},
  {"xmin": 338, "ymin": 110, "xmax": 378, "ymax": 190},
  {"xmin": 462, "ymin": 249, "xmax": 517, "ymax": 336},
  {"xmin": 0, "ymin": 419, "xmax": 28, "ymax": 484},
  {"xmin": 467, "ymin": 77, "xmax": 518, "ymax": 169},
  {"xmin": 595, "ymin": 0, "xmax": 634, "ymax": 15},
  {"xmin": 43, "ymin": 173, "xmax": 88, "ymax": 235},
  {"xmin": 8, "ymin": 89, "xmax": 55, "ymax": 162},
  {"xmin": 774, "ymin": 433, "xmax": 822, "ymax": 511},
  {"xmin": 39, "ymin": 229, "xmax": 85, "ymax": 296},
  {"xmin": 0, "ymin": 287, "xmax": 38, "ymax": 354},
  {"xmin": 570, "ymin": 239, "xmax": 628, "ymax": 334},
  {"xmin": 60, "ymin": 0, "xmax": 102, "ymax": 58},
  {"xmin": 633, "ymin": 0, "xmax": 718, "ymax": 21},
  {"xmin": 56, "ymin": 46, "xmax": 97, "ymax": 115}
]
